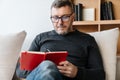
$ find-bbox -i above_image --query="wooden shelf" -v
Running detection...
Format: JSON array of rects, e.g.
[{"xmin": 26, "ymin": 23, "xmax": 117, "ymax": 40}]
[
  {"xmin": 73, "ymin": 21, "xmax": 99, "ymax": 26},
  {"xmin": 100, "ymin": 20, "xmax": 120, "ymax": 25},
  {"xmin": 73, "ymin": 20, "xmax": 120, "ymax": 26}
]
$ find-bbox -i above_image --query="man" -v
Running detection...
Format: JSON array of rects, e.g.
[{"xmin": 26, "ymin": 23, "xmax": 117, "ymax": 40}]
[{"xmin": 16, "ymin": 0, "xmax": 105, "ymax": 80}]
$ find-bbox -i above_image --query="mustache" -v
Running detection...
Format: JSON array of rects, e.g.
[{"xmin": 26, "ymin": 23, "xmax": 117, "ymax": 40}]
[{"xmin": 57, "ymin": 24, "xmax": 65, "ymax": 28}]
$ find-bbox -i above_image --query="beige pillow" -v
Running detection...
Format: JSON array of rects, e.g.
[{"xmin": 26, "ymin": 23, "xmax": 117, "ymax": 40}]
[
  {"xmin": 89, "ymin": 28, "xmax": 119, "ymax": 80},
  {"xmin": 0, "ymin": 31, "xmax": 26, "ymax": 80}
]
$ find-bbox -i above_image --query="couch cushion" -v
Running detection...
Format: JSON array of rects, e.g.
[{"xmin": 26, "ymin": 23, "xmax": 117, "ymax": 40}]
[
  {"xmin": 89, "ymin": 28, "xmax": 119, "ymax": 80},
  {"xmin": 0, "ymin": 31, "xmax": 26, "ymax": 80}
]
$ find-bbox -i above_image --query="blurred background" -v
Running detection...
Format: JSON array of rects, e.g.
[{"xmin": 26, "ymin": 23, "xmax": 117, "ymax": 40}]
[{"xmin": 0, "ymin": 0, "xmax": 54, "ymax": 50}]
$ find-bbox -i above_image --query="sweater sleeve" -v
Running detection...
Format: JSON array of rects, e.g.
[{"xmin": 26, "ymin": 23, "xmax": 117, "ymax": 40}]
[{"xmin": 75, "ymin": 37, "xmax": 105, "ymax": 80}]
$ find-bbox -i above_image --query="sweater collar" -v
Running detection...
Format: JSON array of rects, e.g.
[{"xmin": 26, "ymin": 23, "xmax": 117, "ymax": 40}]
[{"xmin": 50, "ymin": 30, "xmax": 80, "ymax": 36}]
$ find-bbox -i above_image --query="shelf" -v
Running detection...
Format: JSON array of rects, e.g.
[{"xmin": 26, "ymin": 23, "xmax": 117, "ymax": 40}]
[
  {"xmin": 73, "ymin": 20, "xmax": 120, "ymax": 26},
  {"xmin": 73, "ymin": 21, "xmax": 99, "ymax": 26},
  {"xmin": 100, "ymin": 20, "xmax": 120, "ymax": 25}
]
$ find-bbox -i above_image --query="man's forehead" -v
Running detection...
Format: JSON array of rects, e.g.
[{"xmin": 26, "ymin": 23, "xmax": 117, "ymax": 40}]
[{"xmin": 51, "ymin": 6, "xmax": 72, "ymax": 15}]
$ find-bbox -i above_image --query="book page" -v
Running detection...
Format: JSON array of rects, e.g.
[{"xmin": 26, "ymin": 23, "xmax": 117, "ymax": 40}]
[{"xmin": 22, "ymin": 51, "xmax": 45, "ymax": 54}]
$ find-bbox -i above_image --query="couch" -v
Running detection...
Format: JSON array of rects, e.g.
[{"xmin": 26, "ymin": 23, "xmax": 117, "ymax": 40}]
[{"xmin": 0, "ymin": 28, "xmax": 120, "ymax": 80}]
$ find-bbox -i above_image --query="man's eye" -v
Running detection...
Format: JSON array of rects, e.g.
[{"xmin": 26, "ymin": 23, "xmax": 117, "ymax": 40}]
[
  {"xmin": 62, "ymin": 16, "xmax": 69, "ymax": 19},
  {"xmin": 53, "ymin": 17, "xmax": 58, "ymax": 19}
]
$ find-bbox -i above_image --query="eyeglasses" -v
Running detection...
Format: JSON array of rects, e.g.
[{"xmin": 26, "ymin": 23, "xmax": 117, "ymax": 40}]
[{"xmin": 50, "ymin": 13, "xmax": 73, "ymax": 23}]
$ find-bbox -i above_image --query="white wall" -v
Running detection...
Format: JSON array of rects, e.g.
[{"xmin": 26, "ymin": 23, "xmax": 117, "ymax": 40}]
[{"xmin": 0, "ymin": 0, "xmax": 54, "ymax": 50}]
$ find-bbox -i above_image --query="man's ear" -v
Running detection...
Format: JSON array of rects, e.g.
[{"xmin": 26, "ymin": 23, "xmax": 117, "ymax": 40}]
[{"xmin": 72, "ymin": 13, "xmax": 75, "ymax": 21}]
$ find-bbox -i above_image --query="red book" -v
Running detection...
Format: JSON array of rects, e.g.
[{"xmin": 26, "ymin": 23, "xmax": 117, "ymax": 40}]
[{"xmin": 20, "ymin": 51, "xmax": 68, "ymax": 71}]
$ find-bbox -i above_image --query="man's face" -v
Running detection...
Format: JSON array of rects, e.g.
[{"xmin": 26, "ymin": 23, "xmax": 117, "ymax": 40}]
[{"xmin": 51, "ymin": 6, "xmax": 75, "ymax": 35}]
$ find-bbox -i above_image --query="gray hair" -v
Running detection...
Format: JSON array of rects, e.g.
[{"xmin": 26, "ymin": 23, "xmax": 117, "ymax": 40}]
[{"xmin": 51, "ymin": 0, "xmax": 74, "ymax": 12}]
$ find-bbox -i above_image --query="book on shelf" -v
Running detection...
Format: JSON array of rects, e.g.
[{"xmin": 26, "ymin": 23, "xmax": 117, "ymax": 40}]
[
  {"xmin": 74, "ymin": 4, "xmax": 78, "ymax": 21},
  {"xmin": 101, "ymin": 2, "xmax": 108, "ymax": 20},
  {"xmin": 107, "ymin": 1, "xmax": 115, "ymax": 20},
  {"xmin": 101, "ymin": 1, "xmax": 115, "ymax": 20},
  {"xmin": 20, "ymin": 51, "xmax": 68, "ymax": 71},
  {"xmin": 82, "ymin": 8, "xmax": 95, "ymax": 21},
  {"xmin": 77, "ymin": 3, "xmax": 83, "ymax": 21},
  {"xmin": 104, "ymin": 2, "xmax": 109, "ymax": 20},
  {"xmin": 74, "ymin": 3, "xmax": 95, "ymax": 21},
  {"xmin": 74, "ymin": 3, "xmax": 83, "ymax": 21},
  {"xmin": 101, "ymin": 3, "xmax": 106, "ymax": 20}
]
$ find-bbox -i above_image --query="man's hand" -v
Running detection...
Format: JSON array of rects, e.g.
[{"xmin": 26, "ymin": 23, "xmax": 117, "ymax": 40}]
[{"xmin": 57, "ymin": 61, "xmax": 78, "ymax": 78}]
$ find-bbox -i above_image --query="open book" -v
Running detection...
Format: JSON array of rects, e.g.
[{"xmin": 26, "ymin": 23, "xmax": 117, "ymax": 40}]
[{"xmin": 20, "ymin": 51, "xmax": 68, "ymax": 71}]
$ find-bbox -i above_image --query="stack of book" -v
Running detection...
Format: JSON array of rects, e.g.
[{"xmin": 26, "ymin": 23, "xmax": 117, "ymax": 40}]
[
  {"xmin": 101, "ymin": 1, "xmax": 115, "ymax": 20},
  {"xmin": 74, "ymin": 3, "xmax": 95, "ymax": 21},
  {"xmin": 74, "ymin": 3, "xmax": 83, "ymax": 21}
]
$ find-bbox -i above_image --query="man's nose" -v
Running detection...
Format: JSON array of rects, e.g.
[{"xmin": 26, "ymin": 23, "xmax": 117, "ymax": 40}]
[
  {"xmin": 57, "ymin": 18, "xmax": 63, "ymax": 24},
  {"xmin": 57, "ymin": 18, "xmax": 64, "ymax": 27}
]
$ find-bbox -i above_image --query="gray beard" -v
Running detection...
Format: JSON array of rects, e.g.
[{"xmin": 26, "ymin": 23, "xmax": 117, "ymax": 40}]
[{"xmin": 55, "ymin": 30, "xmax": 69, "ymax": 35}]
